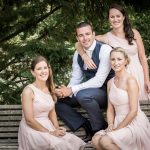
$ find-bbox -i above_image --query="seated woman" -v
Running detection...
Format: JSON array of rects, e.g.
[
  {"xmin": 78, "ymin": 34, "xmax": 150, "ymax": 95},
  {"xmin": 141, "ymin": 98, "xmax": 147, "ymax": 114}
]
[
  {"xmin": 18, "ymin": 56, "xmax": 85, "ymax": 150},
  {"xmin": 92, "ymin": 47, "xmax": 150, "ymax": 150}
]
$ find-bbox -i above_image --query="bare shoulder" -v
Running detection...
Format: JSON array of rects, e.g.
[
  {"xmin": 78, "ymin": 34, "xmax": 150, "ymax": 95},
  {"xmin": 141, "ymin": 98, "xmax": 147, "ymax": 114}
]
[
  {"xmin": 132, "ymin": 28, "xmax": 141, "ymax": 39},
  {"xmin": 22, "ymin": 86, "xmax": 34, "ymax": 97},
  {"xmin": 127, "ymin": 76, "xmax": 138, "ymax": 88},
  {"xmin": 108, "ymin": 78, "xmax": 113, "ymax": 85},
  {"xmin": 107, "ymin": 78, "xmax": 113, "ymax": 89}
]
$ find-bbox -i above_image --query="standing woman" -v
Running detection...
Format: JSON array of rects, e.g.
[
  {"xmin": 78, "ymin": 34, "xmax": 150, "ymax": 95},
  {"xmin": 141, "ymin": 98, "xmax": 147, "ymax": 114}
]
[
  {"xmin": 92, "ymin": 47, "xmax": 150, "ymax": 150},
  {"xmin": 18, "ymin": 56, "xmax": 85, "ymax": 150},
  {"xmin": 76, "ymin": 3, "xmax": 150, "ymax": 101}
]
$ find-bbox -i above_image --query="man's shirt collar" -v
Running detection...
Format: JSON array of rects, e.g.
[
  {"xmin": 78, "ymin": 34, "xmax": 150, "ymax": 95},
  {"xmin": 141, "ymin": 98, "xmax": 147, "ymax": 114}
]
[{"xmin": 86, "ymin": 40, "xmax": 96, "ymax": 52}]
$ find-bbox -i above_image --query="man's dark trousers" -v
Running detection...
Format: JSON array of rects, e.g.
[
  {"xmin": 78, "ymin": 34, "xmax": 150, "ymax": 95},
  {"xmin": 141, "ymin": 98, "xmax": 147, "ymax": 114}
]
[{"xmin": 55, "ymin": 87, "xmax": 107, "ymax": 132}]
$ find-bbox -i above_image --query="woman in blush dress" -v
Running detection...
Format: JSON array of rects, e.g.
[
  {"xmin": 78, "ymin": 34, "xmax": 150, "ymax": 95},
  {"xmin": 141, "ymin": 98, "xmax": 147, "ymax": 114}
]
[
  {"xmin": 75, "ymin": 3, "xmax": 150, "ymax": 101},
  {"xmin": 92, "ymin": 47, "xmax": 150, "ymax": 150},
  {"xmin": 18, "ymin": 56, "xmax": 85, "ymax": 150}
]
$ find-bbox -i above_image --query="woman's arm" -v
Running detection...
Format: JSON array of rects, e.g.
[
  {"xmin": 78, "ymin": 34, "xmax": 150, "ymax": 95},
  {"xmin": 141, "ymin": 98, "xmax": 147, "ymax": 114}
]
[
  {"xmin": 107, "ymin": 101, "xmax": 115, "ymax": 127},
  {"xmin": 22, "ymin": 87, "xmax": 49, "ymax": 132},
  {"xmin": 48, "ymin": 106, "xmax": 66, "ymax": 136},
  {"xmin": 95, "ymin": 34, "xmax": 108, "ymax": 43},
  {"xmin": 114, "ymin": 77, "xmax": 139, "ymax": 130},
  {"xmin": 133, "ymin": 29, "xmax": 150, "ymax": 93},
  {"xmin": 75, "ymin": 42, "xmax": 96, "ymax": 69},
  {"xmin": 75, "ymin": 34, "xmax": 108, "ymax": 69},
  {"xmin": 48, "ymin": 106, "xmax": 59, "ymax": 129},
  {"xmin": 106, "ymin": 80, "xmax": 115, "ymax": 132}
]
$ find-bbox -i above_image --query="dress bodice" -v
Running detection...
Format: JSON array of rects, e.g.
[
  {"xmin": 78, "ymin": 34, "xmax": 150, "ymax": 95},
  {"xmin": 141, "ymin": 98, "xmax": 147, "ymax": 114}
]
[
  {"xmin": 106, "ymin": 32, "xmax": 138, "ymax": 56},
  {"xmin": 109, "ymin": 78, "xmax": 130, "ymax": 116},
  {"xmin": 22, "ymin": 84, "xmax": 54, "ymax": 118},
  {"xmin": 107, "ymin": 32, "xmax": 141, "ymax": 63}
]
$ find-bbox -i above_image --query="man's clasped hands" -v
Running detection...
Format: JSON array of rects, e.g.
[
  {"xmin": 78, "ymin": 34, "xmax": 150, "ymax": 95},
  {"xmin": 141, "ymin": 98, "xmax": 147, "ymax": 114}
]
[{"xmin": 54, "ymin": 85, "xmax": 73, "ymax": 98}]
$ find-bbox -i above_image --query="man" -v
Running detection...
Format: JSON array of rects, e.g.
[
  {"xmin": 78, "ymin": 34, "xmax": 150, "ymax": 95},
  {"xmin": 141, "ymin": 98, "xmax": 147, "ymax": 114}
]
[{"xmin": 55, "ymin": 21, "xmax": 114, "ymax": 142}]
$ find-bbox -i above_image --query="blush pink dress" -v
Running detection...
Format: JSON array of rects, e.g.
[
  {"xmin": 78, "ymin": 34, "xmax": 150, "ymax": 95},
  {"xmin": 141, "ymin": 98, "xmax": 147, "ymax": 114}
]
[
  {"xmin": 106, "ymin": 31, "xmax": 149, "ymax": 101},
  {"xmin": 18, "ymin": 84, "xmax": 85, "ymax": 150},
  {"xmin": 96, "ymin": 78, "xmax": 150, "ymax": 150}
]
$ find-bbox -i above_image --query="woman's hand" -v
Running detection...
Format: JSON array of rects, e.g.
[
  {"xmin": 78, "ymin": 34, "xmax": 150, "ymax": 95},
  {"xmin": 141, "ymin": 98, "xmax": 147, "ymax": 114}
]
[
  {"xmin": 145, "ymin": 81, "xmax": 150, "ymax": 93},
  {"xmin": 50, "ymin": 127, "xmax": 66, "ymax": 137},
  {"xmin": 58, "ymin": 126, "xmax": 66, "ymax": 132},
  {"xmin": 75, "ymin": 42, "xmax": 96, "ymax": 69},
  {"xmin": 105, "ymin": 124, "xmax": 114, "ymax": 132},
  {"xmin": 82, "ymin": 53, "xmax": 97, "ymax": 69}
]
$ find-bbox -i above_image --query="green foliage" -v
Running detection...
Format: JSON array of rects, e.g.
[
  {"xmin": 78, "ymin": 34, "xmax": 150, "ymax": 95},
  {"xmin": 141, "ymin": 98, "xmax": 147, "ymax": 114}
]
[
  {"xmin": 133, "ymin": 10, "xmax": 150, "ymax": 56},
  {"xmin": 0, "ymin": 0, "xmax": 150, "ymax": 104}
]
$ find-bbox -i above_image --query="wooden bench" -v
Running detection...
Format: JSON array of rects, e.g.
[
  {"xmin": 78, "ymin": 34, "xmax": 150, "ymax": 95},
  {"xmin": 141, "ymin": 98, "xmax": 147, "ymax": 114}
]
[{"xmin": 0, "ymin": 101, "xmax": 150, "ymax": 150}]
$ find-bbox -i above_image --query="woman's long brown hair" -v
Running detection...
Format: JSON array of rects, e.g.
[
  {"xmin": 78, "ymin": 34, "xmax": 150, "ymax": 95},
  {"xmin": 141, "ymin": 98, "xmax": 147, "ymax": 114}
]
[
  {"xmin": 108, "ymin": 3, "xmax": 135, "ymax": 45},
  {"xmin": 31, "ymin": 56, "xmax": 57, "ymax": 101}
]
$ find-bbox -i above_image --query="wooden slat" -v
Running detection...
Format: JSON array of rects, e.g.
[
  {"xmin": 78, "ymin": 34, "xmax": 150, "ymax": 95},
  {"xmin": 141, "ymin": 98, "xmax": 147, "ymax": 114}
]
[
  {"xmin": 0, "ymin": 139, "xmax": 18, "ymax": 143},
  {"xmin": 0, "ymin": 110, "xmax": 22, "ymax": 115},
  {"xmin": 0, "ymin": 145, "xmax": 18, "ymax": 150},
  {"xmin": 0, "ymin": 133, "xmax": 18, "ymax": 138},
  {"xmin": 0, "ymin": 105, "xmax": 21, "ymax": 110},
  {"xmin": 0, "ymin": 116, "xmax": 21, "ymax": 121},
  {"xmin": 140, "ymin": 100, "xmax": 150, "ymax": 104},
  {"xmin": 0, "ymin": 143, "xmax": 18, "ymax": 146},
  {"xmin": 0, "ymin": 122, "xmax": 20, "ymax": 127},
  {"xmin": 0, "ymin": 127, "xmax": 18, "ymax": 132}
]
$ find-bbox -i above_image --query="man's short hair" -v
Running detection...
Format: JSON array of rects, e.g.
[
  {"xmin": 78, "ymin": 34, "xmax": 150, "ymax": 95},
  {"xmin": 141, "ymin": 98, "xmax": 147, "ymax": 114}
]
[{"xmin": 75, "ymin": 21, "xmax": 93, "ymax": 35}]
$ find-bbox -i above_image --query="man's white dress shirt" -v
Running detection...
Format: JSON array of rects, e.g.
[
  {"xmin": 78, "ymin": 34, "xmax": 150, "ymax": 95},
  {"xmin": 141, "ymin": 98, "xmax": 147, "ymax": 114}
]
[{"xmin": 68, "ymin": 40, "xmax": 112, "ymax": 94}]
